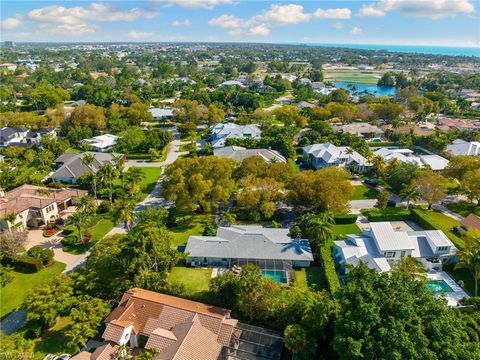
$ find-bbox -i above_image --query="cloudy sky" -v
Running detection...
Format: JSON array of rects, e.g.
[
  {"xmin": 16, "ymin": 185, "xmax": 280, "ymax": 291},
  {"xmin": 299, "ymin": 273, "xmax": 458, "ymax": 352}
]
[{"xmin": 1, "ymin": 1, "xmax": 479, "ymax": 47}]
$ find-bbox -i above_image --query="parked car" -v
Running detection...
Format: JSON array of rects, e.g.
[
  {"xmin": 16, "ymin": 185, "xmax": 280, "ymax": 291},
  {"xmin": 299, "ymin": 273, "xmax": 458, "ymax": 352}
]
[
  {"xmin": 387, "ymin": 200, "xmax": 397, "ymax": 207},
  {"xmin": 364, "ymin": 178, "xmax": 378, "ymax": 187}
]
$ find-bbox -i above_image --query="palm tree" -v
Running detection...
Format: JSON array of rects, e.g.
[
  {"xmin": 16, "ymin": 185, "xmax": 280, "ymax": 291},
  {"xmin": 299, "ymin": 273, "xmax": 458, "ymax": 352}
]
[
  {"xmin": 113, "ymin": 199, "xmax": 136, "ymax": 230},
  {"xmin": 97, "ymin": 163, "xmax": 118, "ymax": 203},
  {"xmin": 68, "ymin": 212, "xmax": 87, "ymax": 244},
  {"xmin": 455, "ymin": 231, "xmax": 480, "ymax": 296},
  {"xmin": 124, "ymin": 166, "xmax": 145, "ymax": 195},
  {"xmin": 114, "ymin": 155, "xmax": 126, "ymax": 187},
  {"xmin": 392, "ymin": 256, "xmax": 427, "ymax": 279},
  {"xmin": 75, "ymin": 195, "xmax": 96, "ymax": 215},
  {"xmin": 81, "ymin": 153, "xmax": 97, "ymax": 201},
  {"xmin": 399, "ymin": 185, "xmax": 421, "ymax": 210},
  {"xmin": 301, "ymin": 212, "xmax": 334, "ymax": 250}
]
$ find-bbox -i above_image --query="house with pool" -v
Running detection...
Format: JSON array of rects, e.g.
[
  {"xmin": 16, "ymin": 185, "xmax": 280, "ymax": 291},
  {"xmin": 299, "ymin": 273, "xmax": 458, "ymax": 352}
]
[{"xmin": 185, "ymin": 225, "xmax": 313, "ymax": 284}]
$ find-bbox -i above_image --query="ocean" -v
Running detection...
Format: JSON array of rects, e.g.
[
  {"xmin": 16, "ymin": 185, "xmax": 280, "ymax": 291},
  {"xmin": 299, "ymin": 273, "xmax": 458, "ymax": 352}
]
[{"xmin": 302, "ymin": 43, "xmax": 480, "ymax": 57}]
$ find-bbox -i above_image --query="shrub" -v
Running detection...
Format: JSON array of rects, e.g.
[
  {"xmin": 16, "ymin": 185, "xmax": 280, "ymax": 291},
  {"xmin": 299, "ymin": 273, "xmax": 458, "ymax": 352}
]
[
  {"xmin": 82, "ymin": 233, "xmax": 93, "ymax": 244},
  {"xmin": 24, "ymin": 323, "xmax": 42, "ymax": 339},
  {"xmin": 27, "ymin": 246, "xmax": 54, "ymax": 266},
  {"xmin": 289, "ymin": 225, "xmax": 302, "ymax": 239},
  {"xmin": 97, "ymin": 201, "xmax": 112, "ymax": 214},
  {"xmin": 55, "ymin": 217, "xmax": 65, "ymax": 226},
  {"xmin": 319, "ymin": 245, "xmax": 340, "ymax": 293},
  {"xmin": 203, "ymin": 222, "xmax": 218, "ymax": 236},
  {"xmin": 334, "ymin": 214, "xmax": 358, "ymax": 224},
  {"xmin": 24, "ymin": 257, "xmax": 44, "ymax": 272}
]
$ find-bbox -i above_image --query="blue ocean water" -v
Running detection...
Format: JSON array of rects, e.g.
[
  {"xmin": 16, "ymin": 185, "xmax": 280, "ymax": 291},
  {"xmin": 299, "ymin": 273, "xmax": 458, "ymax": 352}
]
[
  {"xmin": 335, "ymin": 82, "xmax": 396, "ymax": 97},
  {"xmin": 302, "ymin": 43, "xmax": 480, "ymax": 57}
]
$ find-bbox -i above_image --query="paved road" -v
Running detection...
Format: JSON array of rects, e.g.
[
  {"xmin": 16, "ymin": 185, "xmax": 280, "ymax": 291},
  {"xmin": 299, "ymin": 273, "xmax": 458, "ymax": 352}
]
[{"xmin": 350, "ymin": 199, "xmax": 377, "ymax": 212}]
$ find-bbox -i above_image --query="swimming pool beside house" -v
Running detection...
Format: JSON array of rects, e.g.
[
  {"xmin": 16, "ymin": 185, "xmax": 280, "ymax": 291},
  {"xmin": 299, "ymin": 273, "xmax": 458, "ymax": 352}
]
[
  {"xmin": 426, "ymin": 271, "xmax": 469, "ymax": 306},
  {"xmin": 427, "ymin": 280, "xmax": 453, "ymax": 294},
  {"xmin": 261, "ymin": 270, "xmax": 288, "ymax": 284}
]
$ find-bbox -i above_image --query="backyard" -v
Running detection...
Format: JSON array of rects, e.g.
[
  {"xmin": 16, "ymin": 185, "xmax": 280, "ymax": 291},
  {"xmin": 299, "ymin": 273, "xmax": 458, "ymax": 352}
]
[
  {"xmin": 169, "ymin": 214, "xmax": 215, "ymax": 247},
  {"xmin": 294, "ymin": 266, "xmax": 326, "ymax": 291},
  {"xmin": 1, "ymin": 261, "xmax": 66, "ymax": 318},
  {"xmin": 168, "ymin": 265, "xmax": 212, "ymax": 299}
]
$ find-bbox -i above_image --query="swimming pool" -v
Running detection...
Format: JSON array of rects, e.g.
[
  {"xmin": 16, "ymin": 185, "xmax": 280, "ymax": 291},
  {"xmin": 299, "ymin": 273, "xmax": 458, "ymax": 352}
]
[
  {"xmin": 261, "ymin": 270, "xmax": 288, "ymax": 284},
  {"xmin": 427, "ymin": 280, "xmax": 453, "ymax": 294}
]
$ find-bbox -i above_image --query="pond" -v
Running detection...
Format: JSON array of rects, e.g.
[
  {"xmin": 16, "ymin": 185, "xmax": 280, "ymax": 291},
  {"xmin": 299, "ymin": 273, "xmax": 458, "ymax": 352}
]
[{"xmin": 335, "ymin": 82, "xmax": 396, "ymax": 97}]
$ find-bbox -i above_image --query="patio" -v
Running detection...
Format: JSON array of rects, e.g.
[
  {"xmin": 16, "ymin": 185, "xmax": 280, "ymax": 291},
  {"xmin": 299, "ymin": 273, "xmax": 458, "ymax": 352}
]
[{"xmin": 426, "ymin": 271, "xmax": 469, "ymax": 307}]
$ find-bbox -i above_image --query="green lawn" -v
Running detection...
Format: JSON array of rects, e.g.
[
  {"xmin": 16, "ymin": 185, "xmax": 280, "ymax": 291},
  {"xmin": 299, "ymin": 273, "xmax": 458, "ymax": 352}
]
[
  {"xmin": 1, "ymin": 262, "xmax": 66, "ymax": 318},
  {"xmin": 413, "ymin": 209, "xmax": 463, "ymax": 249},
  {"xmin": 138, "ymin": 167, "xmax": 163, "ymax": 200},
  {"xmin": 288, "ymin": 158, "xmax": 300, "ymax": 172},
  {"xmin": 62, "ymin": 217, "xmax": 115, "ymax": 254},
  {"xmin": 294, "ymin": 266, "xmax": 326, "ymax": 291},
  {"xmin": 332, "ymin": 223, "xmax": 362, "ymax": 237},
  {"xmin": 351, "ymin": 185, "xmax": 379, "ymax": 200},
  {"xmin": 64, "ymin": 147, "xmax": 81, "ymax": 154},
  {"xmin": 445, "ymin": 201, "xmax": 480, "ymax": 217},
  {"xmin": 168, "ymin": 266, "xmax": 212, "ymax": 297},
  {"xmin": 170, "ymin": 214, "xmax": 215, "ymax": 247},
  {"xmin": 31, "ymin": 316, "xmax": 73, "ymax": 359}
]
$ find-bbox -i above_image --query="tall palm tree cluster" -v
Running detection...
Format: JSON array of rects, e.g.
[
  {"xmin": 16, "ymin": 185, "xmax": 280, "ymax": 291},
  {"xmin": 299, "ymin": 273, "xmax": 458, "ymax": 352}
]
[{"xmin": 68, "ymin": 154, "xmax": 146, "ymax": 243}]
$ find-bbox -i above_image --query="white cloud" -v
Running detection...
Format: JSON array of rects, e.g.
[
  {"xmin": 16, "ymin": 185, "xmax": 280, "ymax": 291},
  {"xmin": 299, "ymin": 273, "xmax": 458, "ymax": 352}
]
[
  {"xmin": 0, "ymin": 17, "xmax": 21, "ymax": 30},
  {"xmin": 168, "ymin": 0, "xmax": 233, "ymax": 10},
  {"xmin": 38, "ymin": 23, "xmax": 97, "ymax": 35},
  {"xmin": 172, "ymin": 19, "xmax": 191, "ymax": 27},
  {"xmin": 313, "ymin": 8, "xmax": 351, "ymax": 19},
  {"xmin": 208, "ymin": 14, "xmax": 242, "ymax": 29},
  {"xmin": 333, "ymin": 22, "xmax": 344, "ymax": 29},
  {"xmin": 349, "ymin": 26, "xmax": 363, "ymax": 35},
  {"xmin": 127, "ymin": 30, "xmax": 155, "ymax": 39},
  {"xmin": 210, "ymin": 3, "xmax": 351, "ymax": 37},
  {"xmin": 358, "ymin": 0, "xmax": 475, "ymax": 19}
]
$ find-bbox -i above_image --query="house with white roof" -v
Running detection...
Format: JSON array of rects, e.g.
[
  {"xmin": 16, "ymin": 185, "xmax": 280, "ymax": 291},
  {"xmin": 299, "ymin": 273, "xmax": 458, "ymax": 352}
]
[
  {"xmin": 373, "ymin": 148, "xmax": 449, "ymax": 170},
  {"xmin": 213, "ymin": 146, "xmax": 286, "ymax": 163},
  {"xmin": 219, "ymin": 80, "xmax": 244, "ymax": 88},
  {"xmin": 149, "ymin": 107, "xmax": 174, "ymax": 120},
  {"xmin": 302, "ymin": 143, "xmax": 370, "ymax": 172},
  {"xmin": 211, "ymin": 123, "xmax": 261, "ymax": 148},
  {"xmin": 446, "ymin": 139, "xmax": 480, "ymax": 156},
  {"xmin": 0, "ymin": 127, "xmax": 56, "ymax": 147},
  {"xmin": 81, "ymin": 134, "xmax": 118, "ymax": 152},
  {"xmin": 334, "ymin": 222, "xmax": 457, "ymax": 273}
]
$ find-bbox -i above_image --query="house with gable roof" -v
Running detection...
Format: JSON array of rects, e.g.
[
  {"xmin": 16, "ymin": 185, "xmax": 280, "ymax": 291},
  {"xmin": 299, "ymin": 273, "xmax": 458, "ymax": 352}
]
[{"xmin": 302, "ymin": 142, "xmax": 370, "ymax": 172}]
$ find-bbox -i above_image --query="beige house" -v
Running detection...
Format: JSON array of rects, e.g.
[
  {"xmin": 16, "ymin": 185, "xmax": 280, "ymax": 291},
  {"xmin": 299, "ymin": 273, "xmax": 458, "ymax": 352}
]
[{"xmin": 0, "ymin": 184, "xmax": 87, "ymax": 232}]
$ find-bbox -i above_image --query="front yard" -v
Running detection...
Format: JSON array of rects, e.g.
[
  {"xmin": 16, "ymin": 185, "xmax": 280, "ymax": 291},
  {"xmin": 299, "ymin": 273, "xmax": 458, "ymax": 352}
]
[
  {"xmin": 61, "ymin": 216, "xmax": 115, "ymax": 254},
  {"xmin": 350, "ymin": 185, "xmax": 379, "ymax": 200},
  {"xmin": 445, "ymin": 201, "xmax": 480, "ymax": 217},
  {"xmin": 1, "ymin": 261, "xmax": 66, "ymax": 318}
]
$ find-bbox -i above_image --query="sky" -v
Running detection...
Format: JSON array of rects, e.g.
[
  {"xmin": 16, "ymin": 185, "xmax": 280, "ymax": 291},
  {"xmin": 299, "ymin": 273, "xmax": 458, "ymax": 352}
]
[{"xmin": 1, "ymin": 1, "xmax": 479, "ymax": 47}]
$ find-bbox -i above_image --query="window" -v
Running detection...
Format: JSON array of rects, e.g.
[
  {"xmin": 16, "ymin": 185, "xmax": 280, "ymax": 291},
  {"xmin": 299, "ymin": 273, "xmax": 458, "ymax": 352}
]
[
  {"xmin": 400, "ymin": 251, "xmax": 406, "ymax": 257},
  {"xmin": 384, "ymin": 251, "xmax": 396, "ymax": 258},
  {"xmin": 437, "ymin": 246, "xmax": 449, "ymax": 252}
]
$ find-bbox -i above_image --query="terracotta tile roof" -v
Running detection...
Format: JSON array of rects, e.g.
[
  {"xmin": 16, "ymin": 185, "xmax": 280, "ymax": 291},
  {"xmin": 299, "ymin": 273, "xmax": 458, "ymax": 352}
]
[
  {"xmin": 70, "ymin": 351, "xmax": 92, "ymax": 360},
  {"xmin": 91, "ymin": 342, "xmax": 119, "ymax": 360},
  {"xmin": 145, "ymin": 328, "xmax": 178, "ymax": 352},
  {"xmin": 0, "ymin": 184, "xmax": 87, "ymax": 217},
  {"xmin": 102, "ymin": 322, "xmax": 128, "ymax": 344},
  {"xmin": 462, "ymin": 214, "xmax": 480, "ymax": 230},
  {"xmin": 173, "ymin": 318, "xmax": 223, "ymax": 360},
  {"xmin": 156, "ymin": 305, "xmax": 195, "ymax": 330}
]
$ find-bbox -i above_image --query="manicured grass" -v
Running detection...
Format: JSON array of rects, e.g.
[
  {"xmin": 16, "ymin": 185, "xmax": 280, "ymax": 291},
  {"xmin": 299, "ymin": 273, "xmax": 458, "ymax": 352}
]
[
  {"xmin": 62, "ymin": 217, "xmax": 115, "ymax": 254},
  {"xmin": 168, "ymin": 266, "xmax": 212, "ymax": 297},
  {"xmin": 1, "ymin": 262, "xmax": 66, "ymax": 318},
  {"xmin": 138, "ymin": 167, "xmax": 163, "ymax": 200},
  {"xmin": 169, "ymin": 214, "xmax": 215, "ymax": 247},
  {"xmin": 412, "ymin": 209, "xmax": 463, "ymax": 249},
  {"xmin": 332, "ymin": 223, "xmax": 362, "ymax": 237},
  {"xmin": 445, "ymin": 201, "xmax": 480, "ymax": 217},
  {"xmin": 294, "ymin": 266, "xmax": 326, "ymax": 291},
  {"xmin": 288, "ymin": 158, "xmax": 300, "ymax": 172},
  {"xmin": 350, "ymin": 185, "xmax": 379, "ymax": 200},
  {"xmin": 32, "ymin": 316, "xmax": 73, "ymax": 359},
  {"xmin": 125, "ymin": 153, "xmax": 150, "ymax": 160}
]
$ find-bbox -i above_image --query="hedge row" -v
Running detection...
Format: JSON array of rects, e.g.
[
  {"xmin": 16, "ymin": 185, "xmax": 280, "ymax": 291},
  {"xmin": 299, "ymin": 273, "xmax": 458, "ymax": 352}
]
[
  {"xmin": 411, "ymin": 209, "xmax": 464, "ymax": 249},
  {"xmin": 361, "ymin": 208, "xmax": 412, "ymax": 222},
  {"xmin": 334, "ymin": 214, "xmax": 358, "ymax": 224},
  {"xmin": 320, "ymin": 245, "xmax": 341, "ymax": 293}
]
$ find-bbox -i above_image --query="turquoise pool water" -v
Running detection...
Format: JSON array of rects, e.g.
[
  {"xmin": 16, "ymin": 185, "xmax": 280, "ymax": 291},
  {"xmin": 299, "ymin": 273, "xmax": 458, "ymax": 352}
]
[
  {"xmin": 335, "ymin": 82, "xmax": 396, "ymax": 96},
  {"xmin": 261, "ymin": 270, "xmax": 288, "ymax": 284},
  {"xmin": 427, "ymin": 280, "xmax": 453, "ymax": 294}
]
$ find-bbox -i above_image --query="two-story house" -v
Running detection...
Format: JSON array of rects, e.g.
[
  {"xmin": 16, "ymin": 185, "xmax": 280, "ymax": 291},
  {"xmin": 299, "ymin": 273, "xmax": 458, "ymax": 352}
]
[
  {"xmin": 302, "ymin": 142, "xmax": 370, "ymax": 172},
  {"xmin": 211, "ymin": 123, "xmax": 261, "ymax": 148}
]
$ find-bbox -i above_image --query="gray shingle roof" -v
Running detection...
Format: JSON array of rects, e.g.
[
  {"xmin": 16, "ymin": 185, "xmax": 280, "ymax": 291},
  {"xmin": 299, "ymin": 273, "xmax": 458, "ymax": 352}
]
[
  {"xmin": 213, "ymin": 146, "xmax": 286, "ymax": 163},
  {"xmin": 51, "ymin": 151, "xmax": 119, "ymax": 179}
]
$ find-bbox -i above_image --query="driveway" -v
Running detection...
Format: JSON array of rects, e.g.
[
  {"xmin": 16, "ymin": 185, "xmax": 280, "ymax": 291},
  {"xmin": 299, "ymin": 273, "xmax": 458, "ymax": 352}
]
[
  {"xmin": 350, "ymin": 199, "xmax": 377, "ymax": 212},
  {"xmin": 26, "ymin": 229, "xmax": 89, "ymax": 273}
]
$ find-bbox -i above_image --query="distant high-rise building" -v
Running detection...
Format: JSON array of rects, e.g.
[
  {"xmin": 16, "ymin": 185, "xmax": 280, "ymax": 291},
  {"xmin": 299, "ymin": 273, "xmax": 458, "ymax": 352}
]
[{"xmin": 3, "ymin": 41, "xmax": 14, "ymax": 48}]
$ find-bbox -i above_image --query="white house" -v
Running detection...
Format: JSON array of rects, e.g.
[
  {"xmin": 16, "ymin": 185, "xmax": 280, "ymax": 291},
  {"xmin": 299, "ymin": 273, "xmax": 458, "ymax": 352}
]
[
  {"xmin": 81, "ymin": 134, "xmax": 118, "ymax": 152},
  {"xmin": 302, "ymin": 143, "xmax": 370, "ymax": 171},
  {"xmin": 211, "ymin": 123, "xmax": 261, "ymax": 148},
  {"xmin": 0, "ymin": 127, "xmax": 56, "ymax": 147},
  {"xmin": 213, "ymin": 146, "xmax": 286, "ymax": 163},
  {"xmin": 219, "ymin": 80, "xmax": 244, "ymax": 88},
  {"xmin": 334, "ymin": 222, "xmax": 456, "ymax": 273},
  {"xmin": 373, "ymin": 148, "xmax": 449, "ymax": 170},
  {"xmin": 446, "ymin": 139, "xmax": 480, "ymax": 156},
  {"xmin": 149, "ymin": 107, "xmax": 174, "ymax": 120}
]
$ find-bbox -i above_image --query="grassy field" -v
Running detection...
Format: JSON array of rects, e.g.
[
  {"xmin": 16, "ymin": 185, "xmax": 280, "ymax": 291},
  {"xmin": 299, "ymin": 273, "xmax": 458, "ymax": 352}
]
[
  {"xmin": 294, "ymin": 266, "xmax": 326, "ymax": 291},
  {"xmin": 170, "ymin": 214, "xmax": 215, "ymax": 247},
  {"xmin": 445, "ymin": 201, "xmax": 480, "ymax": 217},
  {"xmin": 332, "ymin": 223, "xmax": 362, "ymax": 237},
  {"xmin": 1, "ymin": 262, "xmax": 66, "ymax": 318},
  {"xmin": 351, "ymin": 185, "xmax": 379, "ymax": 200},
  {"xmin": 168, "ymin": 266, "xmax": 212, "ymax": 297},
  {"xmin": 138, "ymin": 167, "xmax": 163, "ymax": 200},
  {"xmin": 62, "ymin": 217, "xmax": 114, "ymax": 254}
]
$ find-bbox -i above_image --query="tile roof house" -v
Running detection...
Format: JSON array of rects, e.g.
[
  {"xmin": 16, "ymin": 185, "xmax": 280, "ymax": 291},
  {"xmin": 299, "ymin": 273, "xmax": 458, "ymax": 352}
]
[
  {"xmin": 0, "ymin": 184, "xmax": 87, "ymax": 232},
  {"xmin": 185, "ymin": 225, "xmax": 313, "ymax": 269},
  {"xmin": 213, "ymin": 146, "xmax": 286, "ymax": 163},
  {"xmin": 334, "ymin": 222, "xmax": 457, "ymax": 273},
  {"xmin": 302, "ymin": 142, "xmax": 370, "ymax": 171},
  {"xmin": 81, "ymin": 134, "xmax": 119, "ymax": 152},
  {"xmin": 71, "ymin": 288, "xmax": 283, "ymax": 360},
  {"xmin": 332, "ymin": 123, "xmax": 384, "ymax": 139},
  {"xmin": 0, "ymin": 127, "xmax": 56, "ymax": 147},
  {"xmin": 49, "ymin": 152, "xmax": 121, "ymax": 184},
  {"xmin": 211, "ymin": 123, "xmax": 261, "ymax": 148},
  {"xmin": 460, "ymin": 214, "xmax": 480, "ymax": 233},
  {"xmin": 373, "ymin": 148, "xmax": 449, "ymax": 170},
  {"xmin": 446, "ymin": 139, "xmax": 480, "ymax": 156}
]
